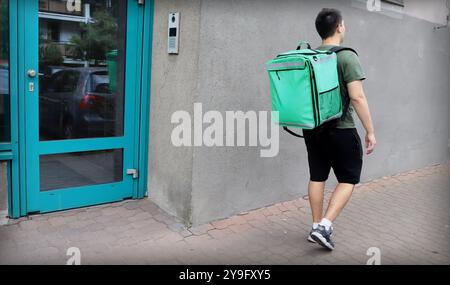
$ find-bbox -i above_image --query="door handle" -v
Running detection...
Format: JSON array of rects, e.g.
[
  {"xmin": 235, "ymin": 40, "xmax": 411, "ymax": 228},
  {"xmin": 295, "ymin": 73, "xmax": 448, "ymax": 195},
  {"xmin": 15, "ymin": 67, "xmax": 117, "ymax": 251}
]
[
  {"xmin": 137, "ymin": 0, "xmax": 144, "ymax": 5},
  {"xmin": 27, "ymin": 69, "xmax": 37, "ymax": 78}
]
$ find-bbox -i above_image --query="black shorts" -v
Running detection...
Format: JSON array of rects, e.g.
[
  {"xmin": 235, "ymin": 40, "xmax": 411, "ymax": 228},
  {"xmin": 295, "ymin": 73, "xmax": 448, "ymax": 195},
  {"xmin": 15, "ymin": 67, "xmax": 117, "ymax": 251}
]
[{"xmin": 303, "ymin": 128, "xmax": 363, "ymax": 185}]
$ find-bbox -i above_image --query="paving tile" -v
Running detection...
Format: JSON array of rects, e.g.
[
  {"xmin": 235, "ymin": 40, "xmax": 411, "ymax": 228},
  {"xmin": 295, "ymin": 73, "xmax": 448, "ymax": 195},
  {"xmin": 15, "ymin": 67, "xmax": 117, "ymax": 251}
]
[
  {"xmin": 211, "ymin": 219, "xmax": 234, "ymax": 230},
  {"xmin": 0, "ymin": 164, "xmax": 448, "ymax": 264},
  {"xmin": 207, "ymin": 228, "xmax": 235, "ymax": 240},
  {"xmin": 188, "ymin": 223, "xmax": 214, "ymax": 235}
]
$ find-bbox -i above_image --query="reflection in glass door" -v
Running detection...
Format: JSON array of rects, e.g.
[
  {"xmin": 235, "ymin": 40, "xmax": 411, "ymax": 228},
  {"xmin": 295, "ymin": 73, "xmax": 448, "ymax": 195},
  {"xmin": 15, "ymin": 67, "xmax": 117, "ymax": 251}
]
[
  {"xmin": 38, "ymin": 0, "xmax": 127, "ymax": 141},
  {"xmin": 0, "ymin": 0, "xmax": 10, "ymax": 143},
  {"xmin": 22, "ymin": 0, "xmax": 143, "ymax": 213}
]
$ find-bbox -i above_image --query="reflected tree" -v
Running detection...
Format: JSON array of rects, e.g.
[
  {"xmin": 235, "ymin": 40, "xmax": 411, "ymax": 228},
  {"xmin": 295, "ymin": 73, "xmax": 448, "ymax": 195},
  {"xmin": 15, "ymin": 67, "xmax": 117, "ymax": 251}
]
[
  {"xmin": 0, "ymin": 0, "xmax": 8, "ymax": 62},
  {"xmin": 69, "ymin": 9, "xmax": 117, "ymax": 66},
  {"xmin": 39, "ymin": 41, "xmax": 64, "ymax": 68}
]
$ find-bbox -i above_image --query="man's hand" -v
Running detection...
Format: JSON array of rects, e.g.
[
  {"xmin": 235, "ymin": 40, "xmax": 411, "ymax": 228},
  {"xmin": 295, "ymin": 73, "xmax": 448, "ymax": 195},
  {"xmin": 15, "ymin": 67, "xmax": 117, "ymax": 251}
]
[{"xmin": 365, "ymin": 132, "xmax": 377, "ymax": 155}]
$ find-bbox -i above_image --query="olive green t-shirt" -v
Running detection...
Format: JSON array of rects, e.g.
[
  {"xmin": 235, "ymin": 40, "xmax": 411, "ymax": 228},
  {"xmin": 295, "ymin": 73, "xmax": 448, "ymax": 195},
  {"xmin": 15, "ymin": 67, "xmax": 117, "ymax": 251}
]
[{"xmin": 317, "ymin": 45, "xmax": 366, "ymax": 129}]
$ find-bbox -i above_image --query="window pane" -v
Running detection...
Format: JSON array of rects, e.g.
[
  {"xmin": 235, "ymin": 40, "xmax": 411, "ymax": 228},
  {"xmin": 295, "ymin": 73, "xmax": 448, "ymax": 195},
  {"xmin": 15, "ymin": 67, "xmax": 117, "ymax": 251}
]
[
  {"xmin": 0, "ymin": 0, "xmax": 10, "ymax": 143},
  {"xmin": 39, "ymin": 0, "xmax": 84, "ymax": 16},
  {"xmin": 40, "ymin": 149, "xmax": 123, "ymax": 191},
  {"xmin": 381, "ymin": 0, "xmax": 404, "ymax": 7},
  {"xmin": 38, "ymin": 0, "xmax": 127, "ymax": 141}
]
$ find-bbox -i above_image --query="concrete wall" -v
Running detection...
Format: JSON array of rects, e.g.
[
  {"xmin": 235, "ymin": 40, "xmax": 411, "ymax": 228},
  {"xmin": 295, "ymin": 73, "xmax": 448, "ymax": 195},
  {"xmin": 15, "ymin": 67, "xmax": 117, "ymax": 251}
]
[
  {"xmin": 148, "ymin": 0, "xmax": 450, "ymax": 225},
  {"xmin": 404, "ymin": 0, "xmax": 449, "ymax": 25},
  {"xmin": 148, "ymin": 0, "xmax": 202, "ymax": 224}
]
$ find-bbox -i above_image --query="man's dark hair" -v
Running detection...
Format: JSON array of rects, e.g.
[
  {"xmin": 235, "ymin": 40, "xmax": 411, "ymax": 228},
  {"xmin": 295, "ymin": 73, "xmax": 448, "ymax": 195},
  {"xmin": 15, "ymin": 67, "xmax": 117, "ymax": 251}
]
[{"xmin": 315, "ymin": 8, "xmax": 343, "ymax": 39}]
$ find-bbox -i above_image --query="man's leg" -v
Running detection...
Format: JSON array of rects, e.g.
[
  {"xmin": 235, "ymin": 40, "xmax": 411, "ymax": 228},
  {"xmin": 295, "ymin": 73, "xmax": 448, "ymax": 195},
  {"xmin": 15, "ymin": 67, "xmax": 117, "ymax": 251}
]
[
  {"xmin": 303, "ymin": 129, "xmax": 331, "ymax": 244},
  {"xmin": 310, "ymin": 129, "xmax": 362, "ymax": 250},
  {"xmin": 308, "ymin": 181, "xmax": 326, "ymax": 223},
  {"xmin": 323, "ymin": 183, "xmax": 355, "ymax": 222},
  {"xmin": 324, "ymin": 129, "xmax": 362, "ymax": 222},
  {"xmin": 310, "ymin": 183, "xmax": 355, "ymax": 250}
]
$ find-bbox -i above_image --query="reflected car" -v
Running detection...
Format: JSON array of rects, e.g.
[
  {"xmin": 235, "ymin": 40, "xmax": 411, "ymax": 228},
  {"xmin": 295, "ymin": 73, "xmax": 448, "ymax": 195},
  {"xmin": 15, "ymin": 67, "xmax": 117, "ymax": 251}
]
[
  {"xmin": 0, "ymin": 65, "xmax": 8, "ymax": 95},
  {"xmin": 0, "ymin": 66, "xmax": 10, "ymax": 142},
  {"xmin": 39, "ymin": 68, "xmax": 121, "ymax": 140}
]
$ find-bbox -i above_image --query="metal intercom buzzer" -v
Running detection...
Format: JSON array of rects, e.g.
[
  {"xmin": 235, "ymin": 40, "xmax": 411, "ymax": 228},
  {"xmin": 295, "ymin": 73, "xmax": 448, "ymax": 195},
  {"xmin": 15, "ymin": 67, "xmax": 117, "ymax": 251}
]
[{"xmin": 168, "ymin": 12, "xmax": 180, "ymax": 54}]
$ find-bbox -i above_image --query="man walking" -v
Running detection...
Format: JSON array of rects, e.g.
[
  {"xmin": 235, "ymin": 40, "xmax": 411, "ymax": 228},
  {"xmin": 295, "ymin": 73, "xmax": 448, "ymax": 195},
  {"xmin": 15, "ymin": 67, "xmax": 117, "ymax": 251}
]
[{"xmin": 305, "ymin": 8, "xmax": 377, "ymax": 250}]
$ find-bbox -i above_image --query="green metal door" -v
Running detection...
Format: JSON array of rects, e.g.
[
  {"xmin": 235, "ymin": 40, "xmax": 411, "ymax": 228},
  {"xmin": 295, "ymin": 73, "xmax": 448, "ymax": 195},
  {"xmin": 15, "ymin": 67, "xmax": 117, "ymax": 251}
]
[{"xmin": 19, "ymin": 0, "xmax": 145, "ymax": 214}]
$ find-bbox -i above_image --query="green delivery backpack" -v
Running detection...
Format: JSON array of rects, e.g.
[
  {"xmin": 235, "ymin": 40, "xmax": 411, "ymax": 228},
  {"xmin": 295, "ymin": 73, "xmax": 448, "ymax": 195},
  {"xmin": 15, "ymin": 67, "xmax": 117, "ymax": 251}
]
[{"xmin": 266, "ymin": 41, "xmax": 356, "ymax": 138}]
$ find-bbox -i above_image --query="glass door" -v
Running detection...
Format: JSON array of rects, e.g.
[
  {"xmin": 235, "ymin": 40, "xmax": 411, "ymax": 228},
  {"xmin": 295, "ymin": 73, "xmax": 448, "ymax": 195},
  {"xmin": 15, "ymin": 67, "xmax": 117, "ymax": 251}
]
[
  {"xmin": 21, "ymin": 0, "xmax": 142, "ymax": 213},
  {"xmin": 0, "ymin": 0, "xmax": 10, "ymax": 145}
]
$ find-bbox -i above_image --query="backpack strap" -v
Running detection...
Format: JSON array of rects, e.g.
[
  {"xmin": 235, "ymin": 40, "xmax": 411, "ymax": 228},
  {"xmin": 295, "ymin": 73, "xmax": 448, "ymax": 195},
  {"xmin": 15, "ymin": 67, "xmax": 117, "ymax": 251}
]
[
  {"xmin": 329, "ymin": 46, "xmax": 358, "ymax": 121},
  {"xmin": 329, "ymin": 46, "xmax": 358, "ymax": 55},
  {"xmin": 296, "ymin": 41, "xmax": 312, "ymax": 50},
  {"xmin": 283, "ymin": 127, "xmax": 304, "ymax": 138}
]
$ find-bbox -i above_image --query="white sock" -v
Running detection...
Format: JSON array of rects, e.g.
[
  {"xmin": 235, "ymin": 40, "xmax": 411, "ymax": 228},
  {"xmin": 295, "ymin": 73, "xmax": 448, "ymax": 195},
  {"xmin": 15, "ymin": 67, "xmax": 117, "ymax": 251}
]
[
  {"xmin": 313, "ymin": 223, "xmax": 320, "ymax": 229},
  {"xmin": 319, "ymin": 218, "xmax": 333, "ymax": 231}
]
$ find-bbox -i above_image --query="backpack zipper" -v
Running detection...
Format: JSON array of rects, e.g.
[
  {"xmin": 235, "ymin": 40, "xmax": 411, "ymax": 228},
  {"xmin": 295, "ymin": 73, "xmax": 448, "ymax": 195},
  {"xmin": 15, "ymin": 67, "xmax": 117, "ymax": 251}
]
[
  {"xmin": 312, "ymin": 65, "xmax": 321, "ymax": 126},
  {"xmin": 319, "ymin": 86, "xmax": 339, "ymax": 94},
  {"xmin": 307, "ymin": 61, "xmax": 320, "ymax": 127}
]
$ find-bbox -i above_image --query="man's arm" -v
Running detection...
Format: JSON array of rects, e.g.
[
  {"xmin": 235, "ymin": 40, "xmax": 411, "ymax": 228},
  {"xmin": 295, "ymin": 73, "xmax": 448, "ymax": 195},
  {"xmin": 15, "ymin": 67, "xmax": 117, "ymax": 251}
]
[{"xmin": 347, "ymin": 80, "xmax": 377, "ymax": 155}]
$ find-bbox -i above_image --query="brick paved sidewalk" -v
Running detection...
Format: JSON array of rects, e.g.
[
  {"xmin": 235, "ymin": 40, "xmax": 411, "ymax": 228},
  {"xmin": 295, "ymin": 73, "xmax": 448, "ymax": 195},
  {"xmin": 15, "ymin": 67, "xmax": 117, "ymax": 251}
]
[{"xmin": 0, "ymin": 164, "xmax": 449, "ymax": 265}]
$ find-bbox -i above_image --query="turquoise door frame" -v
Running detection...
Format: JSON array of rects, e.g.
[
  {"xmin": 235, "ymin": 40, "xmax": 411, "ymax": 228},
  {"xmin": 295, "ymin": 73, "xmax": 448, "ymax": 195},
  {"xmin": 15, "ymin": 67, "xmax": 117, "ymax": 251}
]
[
  {"xmin": 0, "ymin": 0, "xmax": 21, "ymax": 218},
  {"xmin": 137, "ymin": 0, "xmax": 154, "ymax": 199},
  {"xmin": 4, "ymin": 0, "xmax": 154, "ymax": 217}
]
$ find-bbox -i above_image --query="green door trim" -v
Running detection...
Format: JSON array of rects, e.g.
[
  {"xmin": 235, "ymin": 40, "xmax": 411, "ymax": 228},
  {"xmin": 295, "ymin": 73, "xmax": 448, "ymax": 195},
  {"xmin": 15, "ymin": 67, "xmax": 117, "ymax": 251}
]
[
  {"xmin": 5, "ymin": 0, "xmax": 154, "ymax": 217},
  {"xmin": 136, "ymin": 0, "xmax": 154, "ymax": 199},
  {"xmin": 5, "ymin": 0, "xmax": 21, "ymax": 218}
]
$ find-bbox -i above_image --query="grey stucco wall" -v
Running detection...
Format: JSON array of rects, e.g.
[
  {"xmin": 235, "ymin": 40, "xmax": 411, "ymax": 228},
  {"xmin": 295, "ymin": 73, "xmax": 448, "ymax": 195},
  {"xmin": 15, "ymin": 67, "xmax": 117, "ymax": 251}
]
[
  {"xmin": 148, "ymin": 0, "xmax": 202, "ymax": 224},
  {"xmin": 149, "ymin": 0, "xmax": 450, "ymax": 225},
  {"xmin": 403, "ymin": 0, "xmax": 450, "ymax": 25}
]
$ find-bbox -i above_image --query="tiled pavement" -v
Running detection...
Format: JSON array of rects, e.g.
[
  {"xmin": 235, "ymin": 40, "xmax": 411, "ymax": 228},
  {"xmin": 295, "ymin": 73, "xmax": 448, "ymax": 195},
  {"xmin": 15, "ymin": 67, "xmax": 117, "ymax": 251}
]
[{"xmin": 0, "ymin": 164, "xmax": 449, "ymax": 265}]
